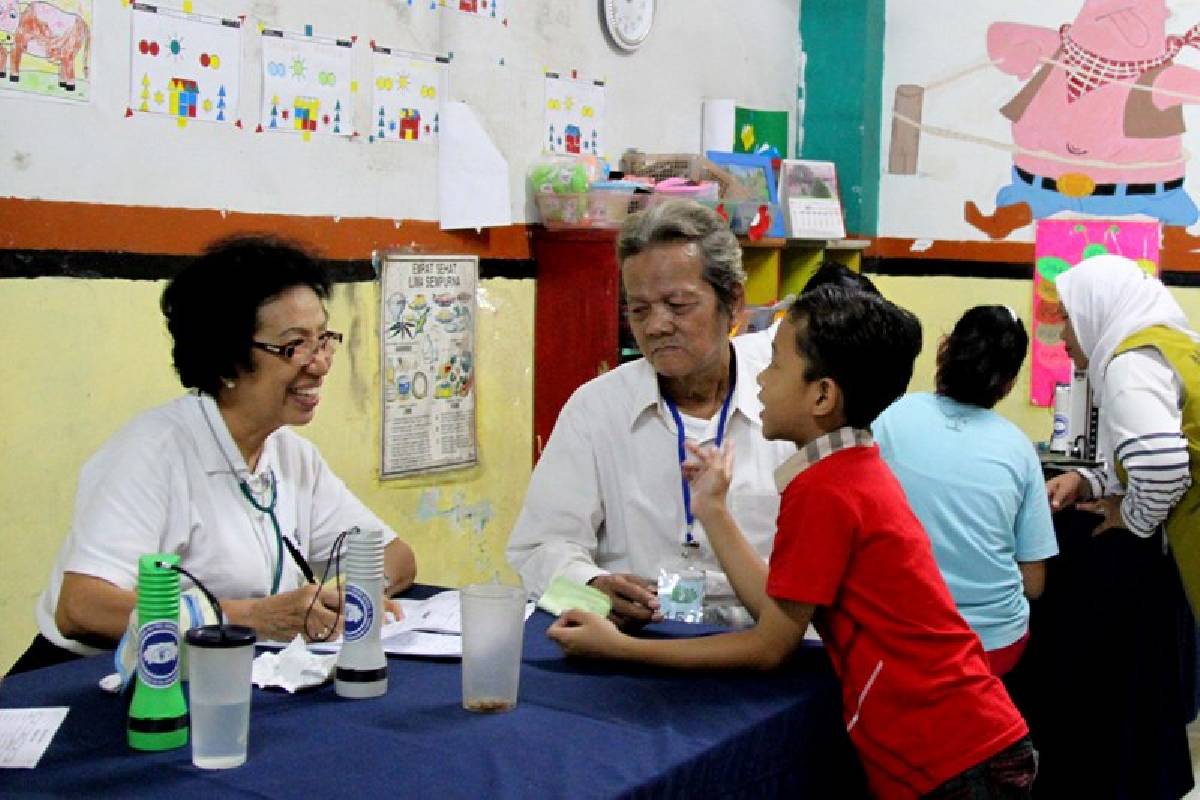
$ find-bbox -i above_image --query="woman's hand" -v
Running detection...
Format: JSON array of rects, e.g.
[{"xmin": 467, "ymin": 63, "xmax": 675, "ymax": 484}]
[
  {"xmin": 547, "ymin": 609, "xmax": 628, "ymax": 659},
  {"xmin": 225, "ymin": 583, "xmax": 344, "ymax": 643},
  {"xmin": 1046, "ymin": 471, "xmax": 1088, "ymax": 511},
  {"xmin": 1077, "ymin": 495, "xmax": 1126, "ymax": 536},
  {"xmin": 683, "ymin": 440, "xmax": 734, "ymax": 522}
]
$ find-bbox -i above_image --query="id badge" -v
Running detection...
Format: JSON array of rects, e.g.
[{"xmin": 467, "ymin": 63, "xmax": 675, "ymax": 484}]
[{"xmin": 658, "ymin": 560, "xmax": 706, "ymax": 624}]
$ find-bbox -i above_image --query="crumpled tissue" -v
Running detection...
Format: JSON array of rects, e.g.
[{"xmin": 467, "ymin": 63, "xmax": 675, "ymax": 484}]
[{"xmin": 251, "ymin": 635, "xmax": 337, "ymax": 692}]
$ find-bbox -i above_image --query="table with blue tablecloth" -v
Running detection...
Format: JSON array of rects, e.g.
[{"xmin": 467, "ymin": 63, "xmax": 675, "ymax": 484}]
[{"xmin": 0, "ymin": 586, "xmax": 866, "ymax": 799}]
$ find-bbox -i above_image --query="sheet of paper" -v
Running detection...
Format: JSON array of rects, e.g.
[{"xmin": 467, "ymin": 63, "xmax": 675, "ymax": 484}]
[
  {"xmin": 701, "ymin": 98, "xmax": 736, "ymax": 153},
  {"xmin": 300, "ymin": 590, "xmax": 534, "ymax": 658},
  {"xmin": 438, "ymin": 101, "xmax": 512, "ymax": 230},
  {"xmin": 0, "ymin": 707, "xmax": 69, "ymax": 769}
]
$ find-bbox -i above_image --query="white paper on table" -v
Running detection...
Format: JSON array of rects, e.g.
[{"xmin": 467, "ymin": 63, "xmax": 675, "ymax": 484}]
[
  {"xmin": 438, "ymin": 101, "xmax": 512, "ymax": 230},
  {"xmin": 0, "ymin": 707, "xmax": 69, "ymax": 769},
  {"xmin": 701, "ymin": 98, "xmax": 736, "ymax": 153},
  {"xmin": 301, "ymin": 590, "xmax": 534, "ymax": 658}
]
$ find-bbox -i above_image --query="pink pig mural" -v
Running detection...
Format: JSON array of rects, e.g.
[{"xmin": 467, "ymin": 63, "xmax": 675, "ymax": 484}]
[
  {"xmin": 964, "ymin": 0, "xmax": 1200, "ymax": 250},
  {"xmin": 0, "ymin": 0, "xmax": 90, "ymax": 91}
]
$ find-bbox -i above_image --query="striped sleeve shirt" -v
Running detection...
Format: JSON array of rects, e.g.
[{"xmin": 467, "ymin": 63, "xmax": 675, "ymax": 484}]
[{"xmin": 1080, "ymin": 348, "xmax": 1191, "ymax": 538}]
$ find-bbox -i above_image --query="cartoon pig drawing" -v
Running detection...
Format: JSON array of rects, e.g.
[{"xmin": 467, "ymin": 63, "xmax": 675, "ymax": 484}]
[{"xmin": 965, "ymin": 0, "xmax": 1200, "ymax": 244}]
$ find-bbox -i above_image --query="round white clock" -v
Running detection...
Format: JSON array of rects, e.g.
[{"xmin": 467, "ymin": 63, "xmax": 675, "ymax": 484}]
[{"xmin": 602, "ymin": 0, "xmax": 656, "ymax": 52}]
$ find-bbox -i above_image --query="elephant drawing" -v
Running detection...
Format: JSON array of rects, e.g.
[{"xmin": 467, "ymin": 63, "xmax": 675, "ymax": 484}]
[{"xmin": 0, "ymin": 0, "xmax": 90, "ymax": 91}]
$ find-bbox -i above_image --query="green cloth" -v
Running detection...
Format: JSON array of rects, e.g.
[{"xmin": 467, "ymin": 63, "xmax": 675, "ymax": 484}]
[{"xmin": 536, "ymin": 576, "xmax": 612, "ymax": 617}]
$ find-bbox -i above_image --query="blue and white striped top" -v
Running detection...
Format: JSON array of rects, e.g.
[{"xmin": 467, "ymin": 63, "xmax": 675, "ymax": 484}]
[{"xmin": 1080, "ymin": 348, "xmax": 1192, "ymax": 537}]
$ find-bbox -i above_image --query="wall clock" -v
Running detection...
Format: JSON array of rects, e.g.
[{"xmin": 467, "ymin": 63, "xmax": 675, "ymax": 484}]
[{"xmin": 601, "ymin": 0, "xmax": 656, "ymax": 52}]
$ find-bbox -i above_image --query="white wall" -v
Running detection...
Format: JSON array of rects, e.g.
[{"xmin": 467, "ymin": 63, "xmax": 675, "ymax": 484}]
[
  {"xmin": 878, "ymin": 0, "xmax": 1200, "ymax": 242},
  {"xmin": 1, "ymin": 0, "xmax": 800, "ymax": 223}
]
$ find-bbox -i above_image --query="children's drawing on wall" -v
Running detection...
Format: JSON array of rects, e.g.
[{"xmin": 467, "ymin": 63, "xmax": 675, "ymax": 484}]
[
  {"xmin": 733, "ymin": 106, "xmax": 788, "ymax": 156},
  {"xmin": 890, "ymin": 0, "xmax": 1200, "ymax": 253},
  {"xmin": 543, "ymin": 72, "xmax": 605, "ymax": 156},
  {"xmin": 370, "ymin": 45, "xmax": 446, "ymax": 143},
  {"xmin": 259, "ymin": 29, "xmax": 353, "ymax": 140},
  {"xmin": 1030, "ymin": 219, "xmax": 1160, "ymax": 404},
  {"xmin": 129, "ymin": 3, "xmax": 240, "ymax": 126},
  {"xmin": 0, "ymin": 0, "xmax": 91, "ymax": 102}
]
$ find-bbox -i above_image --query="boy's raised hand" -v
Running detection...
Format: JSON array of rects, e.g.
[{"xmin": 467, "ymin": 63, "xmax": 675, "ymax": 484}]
[
  {"xmin": 547, "ymin": 608, "xmax": 627, "ymax": 658},
  {"xmin": 682, "ymin": 439, "xmax": 735, "ymax": 521}
]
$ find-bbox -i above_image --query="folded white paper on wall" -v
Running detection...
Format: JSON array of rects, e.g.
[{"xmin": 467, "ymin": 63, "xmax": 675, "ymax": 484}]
[
  {"xmin": 701, "ymin": 98, "xmax": 736, "ymax": 154},
  {"xmin": 439, "ymin": 101, "xmax": 512, "ymax": 230}
]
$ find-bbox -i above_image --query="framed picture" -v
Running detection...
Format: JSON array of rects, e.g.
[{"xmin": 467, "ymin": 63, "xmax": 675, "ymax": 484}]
[
  {"xmin": 776, "ymin": 159, "xmax": 846, "ymax": 240},
  {"xmin": 778, "ymin": 159, "xmax": 840, "ymax": 203},
  {"xmin": 705, "ymin": 150, "xmax": 786, "ymax": 237}
]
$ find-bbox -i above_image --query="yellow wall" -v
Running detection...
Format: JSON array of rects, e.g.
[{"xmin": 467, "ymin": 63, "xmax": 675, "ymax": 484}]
[{"xmin": 0, "ymin": 277, "xmax": 532, "ymax": 673}]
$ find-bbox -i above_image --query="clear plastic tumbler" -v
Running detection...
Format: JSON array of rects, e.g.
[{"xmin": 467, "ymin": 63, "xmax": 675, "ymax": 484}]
[
  {"xmin": 460, "ymin": 584, "xmax": 525, "ymax": 713},
  {"xmin": 185, "ymin": 624, "xmax": 256, "ymax": 769}
]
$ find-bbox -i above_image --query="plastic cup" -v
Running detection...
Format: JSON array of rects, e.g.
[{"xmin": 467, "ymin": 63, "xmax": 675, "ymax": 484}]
[
  {"xmin": 185, "ymin": 624, "xmax": 256, "ymax": 769},
  {"xmin": 460, "ymin": 584, "xmax": 525, "ymax": 713}
]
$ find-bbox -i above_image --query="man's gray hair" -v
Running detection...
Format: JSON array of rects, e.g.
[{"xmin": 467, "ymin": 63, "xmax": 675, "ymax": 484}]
[{"xmin": 616, "ymin": 199, "xmax": 745, "ymax": 316}]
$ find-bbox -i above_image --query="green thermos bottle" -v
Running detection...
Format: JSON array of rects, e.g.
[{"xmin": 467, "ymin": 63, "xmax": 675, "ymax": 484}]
[{"xmin": 127, "ymin": 553, "xmax": 189, "ymax": 751}]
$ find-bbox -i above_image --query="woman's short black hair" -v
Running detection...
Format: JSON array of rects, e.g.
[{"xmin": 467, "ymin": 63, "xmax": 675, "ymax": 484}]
[
  {"xmin": 788, "ymin": 285, "xmax": 923, "ymax": 429},
  {"xmin": 937, "ymin": 305, "xmax": 1028, "ymax": 409},
  {"xmin": 802, "ymin": 260, "xmax": 879, "ymax": 297},
  {"xmin": 160, "ymin": 235, "xmax": 330, "ymax": 396}
]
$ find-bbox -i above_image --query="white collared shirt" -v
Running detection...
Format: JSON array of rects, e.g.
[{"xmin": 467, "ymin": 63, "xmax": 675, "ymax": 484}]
[
  {"xmin": 37, "ymin": 391, "xmax": 396, "ymax": 654},
  {"xmin": 506, "ymin": 331, "xmax": 795, "ymax": 606}
]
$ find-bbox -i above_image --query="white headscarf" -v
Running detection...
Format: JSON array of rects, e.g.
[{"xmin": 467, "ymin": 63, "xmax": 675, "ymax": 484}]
[{"xmin": 1055, "ymin": 254, "xmax": 1195, "ymax": 397}]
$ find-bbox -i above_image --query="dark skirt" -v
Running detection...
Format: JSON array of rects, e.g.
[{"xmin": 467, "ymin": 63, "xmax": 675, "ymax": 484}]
[{"xmin": 1004, "ymin": 508, "xmax": 1197, "ymax": 799}]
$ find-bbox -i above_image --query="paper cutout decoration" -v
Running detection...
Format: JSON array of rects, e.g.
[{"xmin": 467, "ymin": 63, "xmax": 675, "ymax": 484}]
[
  {"xmin": 1030, "ymin": 219, "xmax": 1160, "ymax": 406},
  {"xmin": 129, "ymin": 3, "xmax": 240, "ymax": 123},
  {"xmin": 543, "ymin": 72, "xmax": 605, "ymax": 156},
  {"xmin": 733, "ymin": 106, "xmax": 788, "ymax": 155},
  {"xmin": 370, "ymin": 44, "xmax": 446, "ymax": 143},
  {"xmin": 451, "ymin": 0, "xmax": 506, "ymax": 20},
  {"xmin": 0, "ymin": 0, "xmax": 93, "ymax": 102},
  {"xmin": 260, "ymin": 28, "xmax": 353, "ymax": 138}
]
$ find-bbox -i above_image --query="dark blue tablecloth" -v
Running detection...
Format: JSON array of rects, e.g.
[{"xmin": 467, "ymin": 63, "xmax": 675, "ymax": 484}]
[{"xmin": 0, "ymin": 587, "xmax": 866, "ymax": 799}]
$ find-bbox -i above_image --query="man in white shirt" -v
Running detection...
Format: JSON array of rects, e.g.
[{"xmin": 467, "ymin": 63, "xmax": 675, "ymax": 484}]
[{"xmin": 507, "ymin": 200, "xmax": 794, "ymax": 626}]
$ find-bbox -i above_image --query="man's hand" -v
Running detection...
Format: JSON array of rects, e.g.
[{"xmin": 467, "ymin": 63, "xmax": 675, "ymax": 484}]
[
  {"xmin": 547, "ymin": 608, "xmax": 628, "ymax": 658},
  {"xmin": 1077, "ymin": 495, "xmax": 1126, "ymax": 536},
  {"xmin": 588, "ymin": 573, "xmax": 661, "ymax": 627},
  {"xmin": 1046, "ymin": 471, "xmax": 1089, "ymax": 511}
]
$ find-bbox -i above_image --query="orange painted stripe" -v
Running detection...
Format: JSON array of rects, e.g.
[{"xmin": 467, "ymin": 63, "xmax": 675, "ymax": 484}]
[
  {"xmin": 867, "ymin": 237, "xmax": 1034, "ymax": 263},
  {"xmin": 0, "ymin": 197, "xmax": 531, "ymax": 260},
  {"xmin": 867, "ymin": 235, "xmax": 1200, "ymax": 272}
]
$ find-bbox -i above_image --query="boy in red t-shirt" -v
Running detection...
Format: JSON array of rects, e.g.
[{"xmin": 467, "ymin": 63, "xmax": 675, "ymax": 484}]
[{"xmin": 548, "ymin": 286, "xmax": 1034, "ymax": 798}]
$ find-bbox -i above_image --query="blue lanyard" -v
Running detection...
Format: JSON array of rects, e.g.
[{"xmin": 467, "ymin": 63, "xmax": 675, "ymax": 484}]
[
  {"xmin": 238, "ymin": 470, "xmax": 284, "ymax": 595},
  {"xmin": 664, "ymin": 356, "xmax": 737, "ymax": 548}
]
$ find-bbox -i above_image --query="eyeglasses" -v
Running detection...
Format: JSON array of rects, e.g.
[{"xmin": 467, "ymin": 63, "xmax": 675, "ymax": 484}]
[{"xmin": 252, "ymin": 331, "xmax": 343, "ymax": 365}]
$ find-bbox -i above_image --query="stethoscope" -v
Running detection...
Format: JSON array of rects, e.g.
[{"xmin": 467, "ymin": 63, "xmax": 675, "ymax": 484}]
[{"xmin": 198, "ymin": 395, "xmax": 288, "ymax": 595}]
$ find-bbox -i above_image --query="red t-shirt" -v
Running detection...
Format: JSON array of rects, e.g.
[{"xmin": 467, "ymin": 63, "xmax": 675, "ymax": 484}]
[{"xmin": 766, "ymin": 445, "xmax": 1028, "ymax": 798}]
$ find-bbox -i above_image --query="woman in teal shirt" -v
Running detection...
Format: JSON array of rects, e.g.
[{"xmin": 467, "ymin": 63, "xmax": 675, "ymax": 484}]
[{"xmin": 873, "ymin": 305, "xmax": 1057, "ymax": 675}]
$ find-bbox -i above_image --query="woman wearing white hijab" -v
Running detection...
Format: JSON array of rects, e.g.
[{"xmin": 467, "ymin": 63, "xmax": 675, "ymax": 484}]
[{"xmin": 1046, "ymin": 254, "xmax": 1200, "ymax": 610}]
